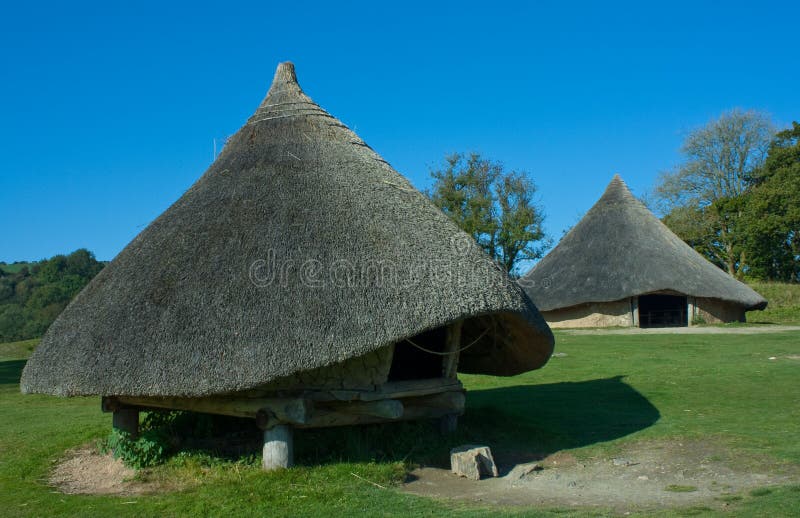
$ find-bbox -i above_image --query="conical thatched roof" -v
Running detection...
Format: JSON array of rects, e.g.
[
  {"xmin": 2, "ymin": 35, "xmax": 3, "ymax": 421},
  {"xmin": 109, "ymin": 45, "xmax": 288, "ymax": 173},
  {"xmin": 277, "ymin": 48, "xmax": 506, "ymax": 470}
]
[
  {"xmin": 22, "ymin": 62, "xmax": 553, "ymax": 398},
  {"xmin": 520, "ymin": 175, "xmax": 767, "ymax": 312}
]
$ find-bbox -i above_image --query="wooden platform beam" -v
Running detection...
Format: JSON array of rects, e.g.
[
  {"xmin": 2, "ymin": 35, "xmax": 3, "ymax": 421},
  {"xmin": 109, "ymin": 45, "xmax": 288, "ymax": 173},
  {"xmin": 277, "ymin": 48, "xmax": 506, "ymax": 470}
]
[{"xmin": 115, "ymin": 395, "xmax": 312, "ymax": 425}]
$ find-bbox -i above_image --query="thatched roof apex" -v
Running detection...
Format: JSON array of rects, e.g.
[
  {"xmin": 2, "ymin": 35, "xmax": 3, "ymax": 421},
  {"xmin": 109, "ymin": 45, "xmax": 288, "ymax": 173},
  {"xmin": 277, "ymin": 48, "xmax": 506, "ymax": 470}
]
[
  {"xmin": 21, "ymin": 62, "xmax": 553, "ymax": 398},
  {"xmin": 520, "ymin": 175, "xmax": 767, "ymax": 312}
]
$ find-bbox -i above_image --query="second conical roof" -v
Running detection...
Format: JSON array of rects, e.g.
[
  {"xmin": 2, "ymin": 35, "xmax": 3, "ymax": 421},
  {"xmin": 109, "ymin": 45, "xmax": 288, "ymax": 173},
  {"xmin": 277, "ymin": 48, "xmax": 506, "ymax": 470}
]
[{"xmin": 521, "ymin": 175, "xmax": 767, "ymax": 312}]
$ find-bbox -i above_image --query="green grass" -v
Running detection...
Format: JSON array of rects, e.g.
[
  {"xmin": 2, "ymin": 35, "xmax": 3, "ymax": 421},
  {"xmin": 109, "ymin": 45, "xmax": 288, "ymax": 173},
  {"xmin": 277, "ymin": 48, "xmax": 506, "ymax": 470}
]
[
  {"xmin": 746, "ymin": 281, "xmax": 800, "ymax": 324},
  {"xmin": 664, "ymin": 485, "xmax": 698, "ymax": 493},
  {"xmin": 0, "ymin": 339, "xmax": 39, "ymax": 359},
  {"xmin": 0, "ymin": 262, "xmax": 33, "ymax": 274},
  {"xmin": 0, "ymin": 262, "xmax": 34, "ymax": 274},
  {"xmin": 1, "ymin": 331, "xmax": 799, "ymax": 516}
]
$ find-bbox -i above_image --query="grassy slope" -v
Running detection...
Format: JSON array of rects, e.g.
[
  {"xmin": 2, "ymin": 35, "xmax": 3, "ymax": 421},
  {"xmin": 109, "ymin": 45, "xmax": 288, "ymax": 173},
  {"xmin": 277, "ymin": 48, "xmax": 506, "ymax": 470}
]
[
  {"xmin": 0, "ymin": 339, "xmax": 39, "ymax": 359},
  {"xmin": 1, "ymin": 332, "xmax": 799, "ymax": 516},
  {"xmin": 0, "ymin": 262, "xmax": 33, "ymax": 274},
  {"xmin": 747, "ymin": 282, "xmax": 800, "ymax": 324}
]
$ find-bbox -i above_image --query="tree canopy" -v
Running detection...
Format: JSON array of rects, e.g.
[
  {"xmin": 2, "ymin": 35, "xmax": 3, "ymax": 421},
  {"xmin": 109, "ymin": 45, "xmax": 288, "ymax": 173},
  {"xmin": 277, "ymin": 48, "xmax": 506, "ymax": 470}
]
[
  {"xmin": 426, "ymin": 152, "xmax": 550, "ymax": 275},
  {"xmin": 741, "ymin": 122, "xmax": 800, "ymax": 281},
  {"xmin": 656, "ymin": 109, "xmax": 775, "ymax": 276},
  {"xmin": 0, "ymin": 249, "xmax": 105, "ymax": 342}
]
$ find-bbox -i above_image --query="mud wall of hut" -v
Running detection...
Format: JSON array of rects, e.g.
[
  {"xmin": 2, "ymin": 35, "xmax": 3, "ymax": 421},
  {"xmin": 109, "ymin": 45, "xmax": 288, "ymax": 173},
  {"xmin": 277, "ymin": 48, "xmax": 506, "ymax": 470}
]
[
  {"xmin": 255, "ymin": 345, "xmax": 395, "ymax": 392},
  {"xmin": 692, "ymin": 298, "xmax": 746, "ymax": 324},
  {"xmin": 542, "ymin": 299, "xmax": 633, "ymax": 328}
]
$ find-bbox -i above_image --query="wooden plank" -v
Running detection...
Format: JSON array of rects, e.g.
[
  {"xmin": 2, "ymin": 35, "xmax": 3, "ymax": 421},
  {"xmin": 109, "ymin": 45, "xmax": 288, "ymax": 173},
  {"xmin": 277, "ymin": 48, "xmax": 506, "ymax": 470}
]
[
  {"xmin": 294, "ymin": 390, "xmax": 466, "ymax": 429},
  {"xmin": 360, "ymin": 378, "xmax": 463, "ymax": 401},
  {"xmin": 117, "ymin": 395, "xmax": 311, "ymax": 424},
  {"xmin": 328, "ymin": 399, "xmax": 403, "ymax": 419}
]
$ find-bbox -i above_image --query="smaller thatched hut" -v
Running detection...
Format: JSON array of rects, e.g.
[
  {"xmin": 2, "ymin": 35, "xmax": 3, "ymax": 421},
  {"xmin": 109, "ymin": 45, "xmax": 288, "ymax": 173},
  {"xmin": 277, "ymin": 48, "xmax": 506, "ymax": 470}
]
[
  {"xmin": 520, "ymin": 175, "xmax": 766, "ymax": 328},
  {"xmin": 21, "ymin": 62, "xmax": 554, "ymax": 469}
]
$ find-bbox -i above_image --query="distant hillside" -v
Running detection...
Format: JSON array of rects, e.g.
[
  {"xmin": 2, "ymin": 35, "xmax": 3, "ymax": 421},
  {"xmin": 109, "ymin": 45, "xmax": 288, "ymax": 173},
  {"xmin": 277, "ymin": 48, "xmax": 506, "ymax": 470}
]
[
  {"xmin": 0, "ymin": 250, "xmax": 105, "ymax": 342},
  {"xmin": 746, "ymin": 281, "xmax": 800, "ymax": 324},
  {"xmin": 0, "ymin": 262, "xmax": 34, "ymax": 274}
]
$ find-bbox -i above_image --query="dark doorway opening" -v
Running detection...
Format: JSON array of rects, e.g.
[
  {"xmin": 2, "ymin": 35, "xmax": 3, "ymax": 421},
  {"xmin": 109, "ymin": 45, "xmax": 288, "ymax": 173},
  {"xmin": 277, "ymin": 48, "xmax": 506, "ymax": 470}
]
[
  {"xmin": 387, "ymin": 326, "xmax": 446, "ymax": 381},
  {"xmin": 638, "ymin": 294, "xmax": 687, "ymax": 328}
]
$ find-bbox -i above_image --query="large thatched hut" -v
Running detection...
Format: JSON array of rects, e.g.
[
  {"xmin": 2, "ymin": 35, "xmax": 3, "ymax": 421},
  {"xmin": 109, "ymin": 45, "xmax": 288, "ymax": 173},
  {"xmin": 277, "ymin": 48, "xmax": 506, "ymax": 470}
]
[
  {"xmin": 21, "ymin": 62, "xmax": 554, "ymax": 469},
  {"xmin": 520, "ymin": 175, "xmax": 766, "ymax": 328}
]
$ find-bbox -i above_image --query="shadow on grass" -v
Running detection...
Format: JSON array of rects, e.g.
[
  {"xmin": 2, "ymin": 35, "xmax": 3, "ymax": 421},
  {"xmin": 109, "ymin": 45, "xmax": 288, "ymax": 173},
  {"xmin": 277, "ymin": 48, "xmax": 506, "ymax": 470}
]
[
  {"xmin": 295, "ymin": 376, "xmax": 659, "ymax": 470},
  {"xmin": 463, "ymin": 376, "xmax": 659, "ymax": 468},
  {"xmin": 0, "ymin": 359, "xmax": 26, "ymax": 385}
]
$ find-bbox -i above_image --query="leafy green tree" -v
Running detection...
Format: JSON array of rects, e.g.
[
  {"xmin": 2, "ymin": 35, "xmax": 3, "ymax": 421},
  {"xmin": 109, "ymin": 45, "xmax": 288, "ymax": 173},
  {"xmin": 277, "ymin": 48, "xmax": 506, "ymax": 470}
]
[
  {"xmin": 742, "ymin": 122, "xmax": 800, "ymax": 281},
  {"xmin": 656, "ymin": 109, "xmax": 776, "ymax": 277},
  {"xmin": 427, "ymin": 152, "xmax": 550, "ymax": 275},
  {"xmin": 0, "ymin": 279, "xmax": 13, "ymax": 302},
  {"xmin": 34, "ymin": 254, "xmax": 67, "ymax": 283},
  {"xmin": 0, "ymin": 304, "xmax": 31, "ymax": 342},
  {"xmin": 0, "ymin": 249, "xmax": 105, "ymax": 341}
]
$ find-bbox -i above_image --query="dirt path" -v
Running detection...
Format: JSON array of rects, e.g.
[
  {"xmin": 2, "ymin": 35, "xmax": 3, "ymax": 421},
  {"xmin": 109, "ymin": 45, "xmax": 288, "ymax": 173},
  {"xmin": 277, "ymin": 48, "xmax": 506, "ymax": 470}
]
[
  {"xmin": 51, "ymin": 440, "xmax": 798, "ymax": 513},
  {"xmin": 560, "ymin": 325, "xmax": 800, "ymax": 335},
  {"xmin": 50, "ymin": 446, "xmax": 166, "ymax": 495},
  {"xmin": 403, "ymin": 439, "xmax": 798, "ymax": 513}
]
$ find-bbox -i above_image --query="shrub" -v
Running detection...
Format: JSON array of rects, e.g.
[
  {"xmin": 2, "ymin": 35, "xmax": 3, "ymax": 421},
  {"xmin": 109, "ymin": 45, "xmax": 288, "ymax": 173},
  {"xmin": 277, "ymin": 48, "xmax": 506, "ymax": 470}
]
[
  {"xmin": 103, "ymin": 429, "xmax": 170, "ymax": 469},
  {"xmin": 691, "ymin": 314, "xmax": 707, "ymax": 326}
]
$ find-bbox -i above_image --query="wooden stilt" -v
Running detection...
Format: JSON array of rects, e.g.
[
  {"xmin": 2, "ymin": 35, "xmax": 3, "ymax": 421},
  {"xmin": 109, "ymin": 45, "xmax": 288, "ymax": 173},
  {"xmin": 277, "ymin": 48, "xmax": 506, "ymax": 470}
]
[
  {"xmin": 112, "ymin": 408, "xmax": 139, "ymax": 439},
  {"xmin": 442, "ymin": 321, "xmax": 463, "ymax": 379},
  {"xmin": 440, "ymin": 321, "xmax": 463, "ymax": 434},
  {"xmin": 262, "ymin": 425, "xmax": 293, "ymax": 471},
  {"xmin": 439, "ymin": 414, "xmax": 458, "ymax": 434}
]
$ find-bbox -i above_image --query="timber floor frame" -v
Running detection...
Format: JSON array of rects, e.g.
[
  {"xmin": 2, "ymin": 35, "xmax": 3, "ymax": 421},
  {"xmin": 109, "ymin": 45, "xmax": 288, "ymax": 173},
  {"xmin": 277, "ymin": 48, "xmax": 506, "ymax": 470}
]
[{"xmin": 102, "ymin": 377, "xmax": 466, "ymax": 431}]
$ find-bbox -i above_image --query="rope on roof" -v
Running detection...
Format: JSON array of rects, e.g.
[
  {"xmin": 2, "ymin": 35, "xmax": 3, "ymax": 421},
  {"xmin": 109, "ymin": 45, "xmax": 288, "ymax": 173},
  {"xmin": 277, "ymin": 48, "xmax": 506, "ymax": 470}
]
[{"xmin": 404, "ymin": 326, "xmax": 490, "ymax": 356}]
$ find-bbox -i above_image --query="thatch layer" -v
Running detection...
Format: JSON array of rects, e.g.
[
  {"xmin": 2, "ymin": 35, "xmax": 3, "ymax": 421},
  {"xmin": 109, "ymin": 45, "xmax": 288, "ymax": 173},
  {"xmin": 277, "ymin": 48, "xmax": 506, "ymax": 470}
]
[
  {"xmin": 521, "ymin": 175, "xmax": 767, "ymax": 312},
  {"xmin": 21, "ymin": 63, "xmax": 553, "ymax": 397}
]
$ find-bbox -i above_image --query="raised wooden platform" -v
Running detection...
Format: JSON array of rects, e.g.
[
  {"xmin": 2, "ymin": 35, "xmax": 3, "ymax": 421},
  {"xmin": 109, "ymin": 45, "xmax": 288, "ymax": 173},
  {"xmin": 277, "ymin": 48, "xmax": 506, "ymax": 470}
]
[{"xmin": 102, "ymin": 377, "xmax": 465, "ymax": 469}]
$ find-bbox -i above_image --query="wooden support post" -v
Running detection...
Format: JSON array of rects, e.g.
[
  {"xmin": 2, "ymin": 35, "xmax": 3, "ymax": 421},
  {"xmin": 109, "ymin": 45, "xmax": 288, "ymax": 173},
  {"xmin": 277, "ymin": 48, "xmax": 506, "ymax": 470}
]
[
  {"xmin": 112, "ymin": 408, "xmax": 139, "ymax": 439},
  {"xmin": 439, "ymin": 414, "xmax": 458, "ymax": 434},
  {"xmin": 262, "ymin": 425, "xmax": 293, "ymax": 471},
  {"xmin": 687, "ymin": 297, "xmax": 696, "ymax": 326},
  {"xmin": 631, "ymin": 297, "xmax": 639, "ymax": 327},
  {"xmin": 442, "ymin": 320, "xmax": 463, "ymax": 379},
  {"xmin": 441, "ymin": 321, "xmax": 463, "ymax": 433}
]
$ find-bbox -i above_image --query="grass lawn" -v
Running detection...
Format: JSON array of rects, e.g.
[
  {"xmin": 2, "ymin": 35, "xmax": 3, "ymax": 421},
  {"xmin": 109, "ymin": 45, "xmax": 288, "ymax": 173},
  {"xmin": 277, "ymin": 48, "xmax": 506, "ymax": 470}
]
[{"xmin": 1, "ymin": 331, "xmax": 799, "ymax": 517}]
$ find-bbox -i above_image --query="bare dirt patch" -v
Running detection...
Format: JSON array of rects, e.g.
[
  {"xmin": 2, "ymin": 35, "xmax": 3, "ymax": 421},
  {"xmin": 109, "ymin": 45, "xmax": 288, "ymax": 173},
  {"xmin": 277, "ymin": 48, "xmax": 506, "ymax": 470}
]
[
  {"xmin": 49, "ymin": 446, "xmax": 168, "ymax": 495},
  {"xmin": 403, "ymin": 439, "xmax": 798, "ymax": 513}
]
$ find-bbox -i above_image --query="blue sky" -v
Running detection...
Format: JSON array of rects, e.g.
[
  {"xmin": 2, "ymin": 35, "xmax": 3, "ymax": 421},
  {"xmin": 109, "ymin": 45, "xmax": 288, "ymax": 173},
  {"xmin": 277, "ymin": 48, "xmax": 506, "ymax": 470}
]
[{"xmin": 1, "ymin": 1, "xmax": 797, "ymax": 263}]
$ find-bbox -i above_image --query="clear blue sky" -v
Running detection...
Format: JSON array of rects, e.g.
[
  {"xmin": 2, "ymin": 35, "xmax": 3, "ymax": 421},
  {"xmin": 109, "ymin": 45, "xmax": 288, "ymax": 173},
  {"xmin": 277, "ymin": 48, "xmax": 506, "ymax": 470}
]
[{"xmin": 1, "ymin": 1, "xmax": 797, "ymax": 263}]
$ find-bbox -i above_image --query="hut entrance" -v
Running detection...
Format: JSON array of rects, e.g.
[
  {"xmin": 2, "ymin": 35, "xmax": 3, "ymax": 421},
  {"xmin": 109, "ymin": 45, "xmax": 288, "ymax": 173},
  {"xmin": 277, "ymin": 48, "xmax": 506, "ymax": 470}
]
[
  {"xmin": 638, "ymin": 294, "xmax": 688, "ymax": 328},
  {"xmin": 388, "ymin": 327, "xmax": 447, "ymax": 381}
]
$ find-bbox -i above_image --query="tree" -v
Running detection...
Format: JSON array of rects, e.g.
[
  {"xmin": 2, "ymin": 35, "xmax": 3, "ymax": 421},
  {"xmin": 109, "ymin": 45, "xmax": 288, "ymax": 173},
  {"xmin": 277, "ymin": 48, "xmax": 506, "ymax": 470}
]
[
  {"xmin": 0, "ymin": 249, "xmax": 105, "ymax": 341},
  {"xmin": 655, "ymin": 109, "xmax": 775, "ymax": 277},
  {"xmin": 427, "ymin": 152, "xmax": 550, "ymax": 275},
  {"xmin": 742, "ymin": 122, "xmax": 800, "ymax": 281}
]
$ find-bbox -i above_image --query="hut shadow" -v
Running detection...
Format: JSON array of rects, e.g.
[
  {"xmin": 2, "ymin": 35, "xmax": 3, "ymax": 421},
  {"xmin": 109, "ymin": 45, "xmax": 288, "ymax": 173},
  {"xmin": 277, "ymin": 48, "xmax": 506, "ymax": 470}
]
[
  {"xmin": 294, "ymin": 376, "xmax": 659, "ymax": 470},
  {"xmin": 463, "ymin": 376, "xmax": 660, "ymax": 473},
  {"xmin": 0, "ymin": 359, "xmax": 26, "ymax": 386}
]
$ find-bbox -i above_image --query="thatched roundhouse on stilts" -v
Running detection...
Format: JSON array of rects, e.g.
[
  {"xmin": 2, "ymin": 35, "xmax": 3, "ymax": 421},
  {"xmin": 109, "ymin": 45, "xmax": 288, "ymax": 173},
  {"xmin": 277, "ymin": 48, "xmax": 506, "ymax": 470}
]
[
  {"xmin": 520, "ymin": 175, "xmax": 766, "ymax": 329},
  {"xmin": 21, "ymin": 62, "xmax": 554, "ymax": 470}
]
